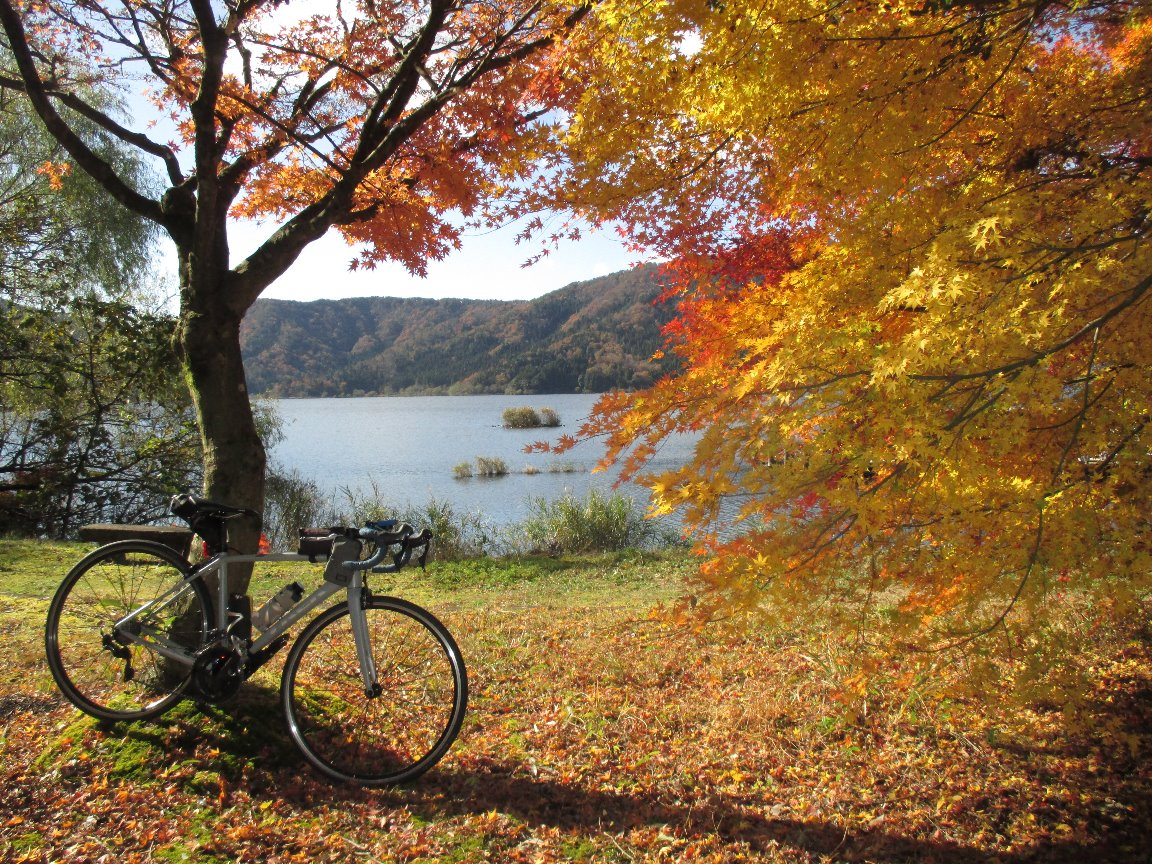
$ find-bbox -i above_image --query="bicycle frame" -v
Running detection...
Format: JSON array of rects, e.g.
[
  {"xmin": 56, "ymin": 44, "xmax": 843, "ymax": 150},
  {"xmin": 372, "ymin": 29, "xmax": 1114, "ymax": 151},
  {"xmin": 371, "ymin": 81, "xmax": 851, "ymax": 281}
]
[
  {"xmin": 48, "ymin": 501, "xmax": 461, "ymax": 785},
  {"xmin": 114, "ymin": 549, "xmax": 379, "ymax": 695}
]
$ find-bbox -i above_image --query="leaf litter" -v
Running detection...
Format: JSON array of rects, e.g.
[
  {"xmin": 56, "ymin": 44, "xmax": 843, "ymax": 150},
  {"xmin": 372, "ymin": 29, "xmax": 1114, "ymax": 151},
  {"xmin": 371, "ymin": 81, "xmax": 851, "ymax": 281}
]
[{"xmin": 1, "ymin": 557, "xmax": 1149, "ymax": 863}]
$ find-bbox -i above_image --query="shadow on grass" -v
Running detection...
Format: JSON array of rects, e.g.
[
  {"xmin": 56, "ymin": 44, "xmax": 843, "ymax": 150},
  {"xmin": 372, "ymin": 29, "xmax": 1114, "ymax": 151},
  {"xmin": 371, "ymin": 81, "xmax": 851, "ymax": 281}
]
[
  {"xmin": 66, "ymin": 660, "xmax": 1150, "ymax": 864},
  {"xmin": 0, "ymin": 693, "xmax": 64, "ymax": 720},
  {"xmin": 387, "ymin": 756, "xmax": 1148, "ymax": 864}
]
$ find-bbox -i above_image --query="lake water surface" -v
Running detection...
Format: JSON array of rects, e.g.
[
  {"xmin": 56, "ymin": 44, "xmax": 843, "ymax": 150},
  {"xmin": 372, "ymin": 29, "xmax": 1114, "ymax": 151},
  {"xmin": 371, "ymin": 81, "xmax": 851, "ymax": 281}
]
[{"xmin": 269, "ymin": 394, "xmax": 695, "ymax": 528}]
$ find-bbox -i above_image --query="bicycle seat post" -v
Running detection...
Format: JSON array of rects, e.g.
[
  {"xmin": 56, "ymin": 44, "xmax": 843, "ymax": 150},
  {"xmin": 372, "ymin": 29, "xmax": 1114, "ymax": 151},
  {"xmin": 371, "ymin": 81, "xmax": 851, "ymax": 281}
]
[{"xmin": 215, "ymin": 555, "xmax": 232, "ymax": 635}]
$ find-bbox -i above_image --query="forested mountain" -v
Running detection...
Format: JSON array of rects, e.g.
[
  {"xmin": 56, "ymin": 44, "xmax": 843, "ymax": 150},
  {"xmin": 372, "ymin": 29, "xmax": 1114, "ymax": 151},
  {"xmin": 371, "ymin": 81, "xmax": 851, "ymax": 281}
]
[{"xmin": 241, "ymin": 265, "xmax": 679, "ymax": 397}]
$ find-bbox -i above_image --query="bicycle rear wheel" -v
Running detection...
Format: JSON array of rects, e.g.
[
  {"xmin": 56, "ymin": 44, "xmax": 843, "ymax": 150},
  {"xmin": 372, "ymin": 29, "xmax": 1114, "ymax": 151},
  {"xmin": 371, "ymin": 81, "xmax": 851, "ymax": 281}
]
[
  {"xmin": 282, "ymin": 595, "xmax": 467, "ymax": 785},
  {"xmin": 45, "ymin": 540, "xmax": 212, "ymax": 722}
]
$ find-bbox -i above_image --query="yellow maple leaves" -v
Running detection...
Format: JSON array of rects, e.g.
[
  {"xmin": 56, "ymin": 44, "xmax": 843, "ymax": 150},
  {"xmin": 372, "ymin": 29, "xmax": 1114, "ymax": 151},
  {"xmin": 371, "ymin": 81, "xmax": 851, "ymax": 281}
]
[
  {"xmin": 544, "ymin": 0, "xmax": 1152, "ymax": 696},
  {"xmin": 34, "ymin": 159, "xmax": 71, "ymax": 190}
]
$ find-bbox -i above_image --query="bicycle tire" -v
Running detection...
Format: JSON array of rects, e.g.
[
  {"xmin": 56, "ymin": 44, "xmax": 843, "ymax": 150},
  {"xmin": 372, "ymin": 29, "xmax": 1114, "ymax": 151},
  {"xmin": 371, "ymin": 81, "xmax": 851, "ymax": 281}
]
[
  {"xmin": 281, "ymin": 595, "xmax": 467, "ymax": 785},
  {"xmin": 45, "ymin": 540, "xmax": 212, "ymax": 722}
]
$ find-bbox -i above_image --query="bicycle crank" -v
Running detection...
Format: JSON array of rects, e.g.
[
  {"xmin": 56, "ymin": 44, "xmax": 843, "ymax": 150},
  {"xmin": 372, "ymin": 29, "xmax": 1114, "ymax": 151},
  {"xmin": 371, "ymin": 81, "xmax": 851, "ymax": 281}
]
[{"xmin": 191, "ymin": 642, "xmax": 245, "ymax": 703}]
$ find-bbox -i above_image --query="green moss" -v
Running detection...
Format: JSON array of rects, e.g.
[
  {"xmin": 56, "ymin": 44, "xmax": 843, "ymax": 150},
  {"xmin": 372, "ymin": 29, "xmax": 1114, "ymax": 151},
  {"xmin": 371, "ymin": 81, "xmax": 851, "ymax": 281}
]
[
  {"xmin": 7, "ymin": 832, "xmax": 45, "ymax": 854},
  {"xmin": 559, "ymin": 837, "xmax": 600, "ymax": 861},
  {"xmin": 0, "ymin": 538, "xmax": 88, "ymax": 597}
]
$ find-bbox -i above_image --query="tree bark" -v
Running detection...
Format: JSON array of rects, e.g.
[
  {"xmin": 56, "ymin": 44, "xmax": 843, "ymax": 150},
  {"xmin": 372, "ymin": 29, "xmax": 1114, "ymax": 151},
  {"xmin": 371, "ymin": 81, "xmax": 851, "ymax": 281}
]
[{"xmin": 176, "ymin": 246, "xmax": 266, "ymax": 586}]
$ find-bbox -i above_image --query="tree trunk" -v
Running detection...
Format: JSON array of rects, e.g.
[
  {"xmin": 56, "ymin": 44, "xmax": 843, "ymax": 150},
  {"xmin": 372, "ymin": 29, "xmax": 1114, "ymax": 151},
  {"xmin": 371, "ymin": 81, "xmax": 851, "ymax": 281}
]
[{"xmin": 176, "ymin": 259, "xmax": 266, "ymax": 591}]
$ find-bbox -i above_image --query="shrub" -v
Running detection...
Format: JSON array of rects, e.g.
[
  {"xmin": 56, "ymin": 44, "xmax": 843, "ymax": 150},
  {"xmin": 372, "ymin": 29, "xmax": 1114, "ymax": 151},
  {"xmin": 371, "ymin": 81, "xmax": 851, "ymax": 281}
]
[
  {"xmin": 453, "ymin": 462, "xmax": 474, "ymax": 479},
  {"xmin": 263, "ymin": 467, "xmax": 335, "ymax": 551},
  {"xmin": 520, "ymin": 488, "xmax": 657, "ymax": 555},
  {"xmin": 405, "ymin": 498, "xmax": 492, "ymax": 560},
  {"xmin": 331, "ymin": 477, "xmax": 394, "ymax": 525},
  {"xmin": 502, "ymin": 406, "xmax": 562, "ymax": 428},
  {"xmin": 328, "ymin": 481, "xmax": 491, "ymax": 561},
  {"xmin": 502, "ymin": 406, "xmax": 540, "ymax": 428},
  {"xmin": 267, "ymin": 478, "xmax": 674, "ymax": 562}
]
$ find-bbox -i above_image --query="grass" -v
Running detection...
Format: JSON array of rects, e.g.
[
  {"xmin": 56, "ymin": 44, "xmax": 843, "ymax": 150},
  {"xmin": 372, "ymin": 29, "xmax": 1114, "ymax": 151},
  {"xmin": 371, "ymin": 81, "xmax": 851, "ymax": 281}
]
[
  {"xmin": 1, "ymin": 537, "xmax": 1150, "ymax": 862},
  {"xmin": 473, "ymin": 456, "xmax": 509, "ymax": 477},
  {"xmin": 0, "ymin": 538, "xmax": 82, "ymax": 596}
]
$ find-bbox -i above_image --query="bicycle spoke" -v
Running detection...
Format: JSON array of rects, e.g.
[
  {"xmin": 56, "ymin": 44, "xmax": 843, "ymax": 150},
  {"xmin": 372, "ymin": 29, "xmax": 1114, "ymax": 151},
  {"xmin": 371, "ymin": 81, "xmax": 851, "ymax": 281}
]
[
  {"xmin": 46, "ymin": 542, "xmax": 210, "ymax": 722},
  {"xmin": 282, "ymin": 596, "xmax": 467, "ymax": 785}
]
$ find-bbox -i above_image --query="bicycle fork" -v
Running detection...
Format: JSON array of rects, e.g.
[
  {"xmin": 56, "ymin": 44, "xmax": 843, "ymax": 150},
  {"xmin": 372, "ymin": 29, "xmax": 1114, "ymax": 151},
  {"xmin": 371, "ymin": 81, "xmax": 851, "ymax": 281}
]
[{"xmin": 346, "ymin": 580, "xmax": 381, "ymax": 699}]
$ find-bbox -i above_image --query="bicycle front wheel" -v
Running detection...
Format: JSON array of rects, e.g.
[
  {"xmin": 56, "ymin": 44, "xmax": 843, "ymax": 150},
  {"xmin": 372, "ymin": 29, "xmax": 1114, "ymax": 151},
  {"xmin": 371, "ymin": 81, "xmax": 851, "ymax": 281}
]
[
  {"xmin": 45, "ymin": 540, "xmax": 212, "ymax": 722},
  {"xmin": 282, "ymin": 596, "xmax": 467, "ymax": 785}
]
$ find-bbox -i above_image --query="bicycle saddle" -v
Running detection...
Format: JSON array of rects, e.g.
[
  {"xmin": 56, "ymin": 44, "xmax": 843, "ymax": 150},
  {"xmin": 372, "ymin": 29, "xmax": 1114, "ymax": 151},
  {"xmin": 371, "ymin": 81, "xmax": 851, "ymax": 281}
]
[{"xmin": 170, "ymin": 492, "xmax": 257, "ymax": 520}]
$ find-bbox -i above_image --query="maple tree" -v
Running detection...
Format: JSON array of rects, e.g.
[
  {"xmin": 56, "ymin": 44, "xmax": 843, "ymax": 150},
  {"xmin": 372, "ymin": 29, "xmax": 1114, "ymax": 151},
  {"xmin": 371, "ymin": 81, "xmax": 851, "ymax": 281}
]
[
  {"xmin": 0, "ymin": 0, "xmax": 589, "ymax": 557},
  {"xmin": 538, "ymin": 0, "xmax": 1152, "ymax": 691}
]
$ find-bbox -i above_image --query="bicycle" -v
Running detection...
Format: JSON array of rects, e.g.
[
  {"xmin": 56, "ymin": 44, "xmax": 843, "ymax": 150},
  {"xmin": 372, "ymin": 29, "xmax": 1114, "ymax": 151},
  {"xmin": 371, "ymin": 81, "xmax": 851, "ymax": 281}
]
[{"xmin": 44, "ymin": 493, "xmax": 468, "ymax": 786}]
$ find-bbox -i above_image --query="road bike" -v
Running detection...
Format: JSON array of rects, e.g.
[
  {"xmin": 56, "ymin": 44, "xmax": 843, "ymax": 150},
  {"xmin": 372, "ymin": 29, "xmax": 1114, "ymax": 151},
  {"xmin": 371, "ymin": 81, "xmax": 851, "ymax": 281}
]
[{"xmin": 44, "ymin": 493, "xmax": 468, "ymax": 786}]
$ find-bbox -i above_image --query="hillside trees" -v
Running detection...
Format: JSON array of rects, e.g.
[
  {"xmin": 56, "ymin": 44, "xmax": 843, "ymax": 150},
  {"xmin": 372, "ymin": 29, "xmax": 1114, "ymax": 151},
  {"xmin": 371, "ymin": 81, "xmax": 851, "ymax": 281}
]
[
  {"xmin": 0, "ymin": 0, "xmax": 591, "ymax": 561},
  {"xmin": 239, "ymin": 266, "xmax": 674, "ymax": 396},
  {"xmin": 0, "ymin": 92, "xmax": 199, "ymax": 535},
  {"xmin": 544, "ymin": 0, "xmax": 1152, "ymax": 695}
]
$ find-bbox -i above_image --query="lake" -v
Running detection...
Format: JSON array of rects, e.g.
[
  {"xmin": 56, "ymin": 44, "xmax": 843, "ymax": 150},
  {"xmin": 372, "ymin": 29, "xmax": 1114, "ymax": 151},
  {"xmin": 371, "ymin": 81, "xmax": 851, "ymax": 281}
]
[{"xmin": 268, "ymin": 394, "xmax": 695, "ymax": 528}]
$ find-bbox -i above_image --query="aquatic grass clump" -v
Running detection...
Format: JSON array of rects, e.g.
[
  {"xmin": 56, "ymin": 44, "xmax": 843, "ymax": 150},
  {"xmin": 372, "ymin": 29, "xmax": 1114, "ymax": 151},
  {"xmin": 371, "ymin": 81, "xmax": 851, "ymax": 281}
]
[
  {"xmin": 455, "ymin": 460, "xmax": 584, "ymax": 480},
  {"xmin": 547, "ymin": 461, "xmax": 581, "ymax": 474},
  {"xmin": 474, "ymin": 456, "xmax": 509, "ymax": 477},
  {"xmin": 501, "ymin": 406, "xmax": 561, "ymax": 429},
  {"xmin": 451, "ymin": 457, "xmax": 510, "ymax": 478},
  {"xmin": 520, "ymin": 488, "xmax": 657, "ymax": 555}
]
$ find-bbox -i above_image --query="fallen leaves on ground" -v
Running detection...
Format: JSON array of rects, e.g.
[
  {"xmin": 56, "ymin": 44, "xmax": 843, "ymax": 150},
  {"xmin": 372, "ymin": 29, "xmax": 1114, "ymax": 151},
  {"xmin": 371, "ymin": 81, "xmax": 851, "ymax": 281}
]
[{"xmin": 1, "ymin": 581, "xmax": 1149, "ymax": 863}]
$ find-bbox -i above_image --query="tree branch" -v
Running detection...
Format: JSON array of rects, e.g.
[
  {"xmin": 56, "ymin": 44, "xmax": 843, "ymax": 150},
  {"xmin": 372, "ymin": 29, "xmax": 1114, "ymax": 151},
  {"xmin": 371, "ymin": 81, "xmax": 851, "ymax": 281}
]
[
  {"xmin": 0, "ymin": 0, "xmax": 166, "ymax": 224},
  {"xmin": 913, "ymin": 271, "xmax": 1151, "ymax": 384},
  {"xmin": 0, "ymin": 73, "xmax": 185, "ymax": 185},
  {"xmin": 230, "ymin": 1, "xmax": 591, "ymax": 308}
]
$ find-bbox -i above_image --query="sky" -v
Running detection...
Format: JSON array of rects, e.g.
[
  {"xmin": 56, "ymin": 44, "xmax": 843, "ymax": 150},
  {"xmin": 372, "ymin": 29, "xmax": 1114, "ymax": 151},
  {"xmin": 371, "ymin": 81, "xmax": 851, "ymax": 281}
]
[
  {"xmin": 123, "ymin": 1, "xmax": 642, "ymax": 307},
  {"xmin": 228, "ymin": 215, "xmax": 638, "ymax": 304}
]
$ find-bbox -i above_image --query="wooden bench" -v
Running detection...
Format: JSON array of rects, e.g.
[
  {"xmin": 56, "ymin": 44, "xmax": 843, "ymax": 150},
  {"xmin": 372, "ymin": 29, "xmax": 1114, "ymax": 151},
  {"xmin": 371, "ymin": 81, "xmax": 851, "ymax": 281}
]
[{"xmin": 78, "ymin": 524, "xmax": 195, "ymax": 558}]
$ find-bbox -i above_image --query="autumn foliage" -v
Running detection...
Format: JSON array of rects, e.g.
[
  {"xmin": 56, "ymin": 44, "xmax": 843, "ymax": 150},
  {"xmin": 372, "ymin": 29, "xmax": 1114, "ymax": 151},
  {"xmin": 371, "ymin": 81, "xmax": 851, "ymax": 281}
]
[
  {"xmin": 0, "ymin": 0, "xmax": 592, "ymax": 535},
  {"xmin": 533, "ymin": 0, "xmax": 1152, "ymax": 696}
]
